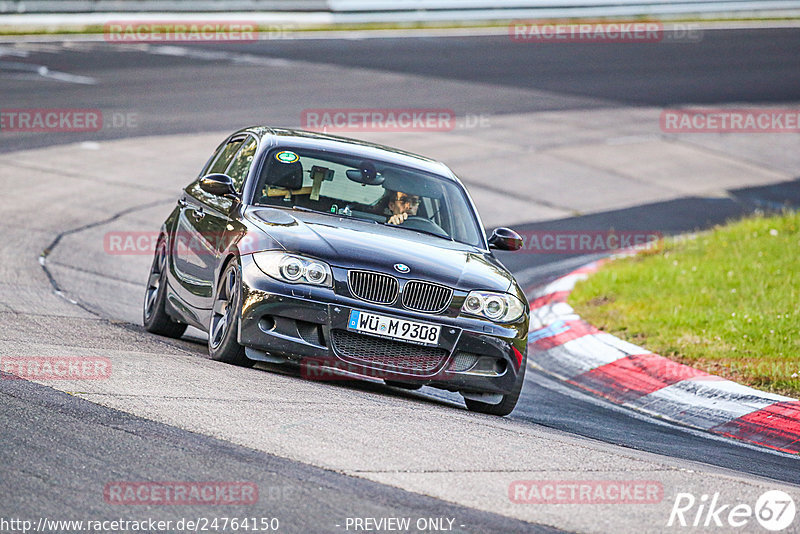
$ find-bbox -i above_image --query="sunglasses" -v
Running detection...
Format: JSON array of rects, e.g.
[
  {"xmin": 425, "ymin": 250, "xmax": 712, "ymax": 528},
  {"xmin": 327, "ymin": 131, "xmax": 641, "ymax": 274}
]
[{"xmin": 396, "ymin": 195, "xmax": 421, "ymax": 206}]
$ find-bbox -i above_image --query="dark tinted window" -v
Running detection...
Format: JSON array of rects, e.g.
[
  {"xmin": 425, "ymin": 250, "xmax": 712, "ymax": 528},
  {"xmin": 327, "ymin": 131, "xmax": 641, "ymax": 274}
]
[
  {"xmin": 225, "ymin": 136, "xmax": 258, "ymax": 193},
  {"xmin": 199, "ymin": 139, "xmax": 229, "ymax": 176},
  {"xmin": 208, "ymin": 138, "xmax": 244, "ymax": 175}
]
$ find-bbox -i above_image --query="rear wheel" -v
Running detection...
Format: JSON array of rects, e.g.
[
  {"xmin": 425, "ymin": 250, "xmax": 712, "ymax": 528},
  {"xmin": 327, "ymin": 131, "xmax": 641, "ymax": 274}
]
[
  {"xmin": 143, "ymin": 237, "xmax": 187, "ymax": 338},
  {"xmin": 464, "ymin": 349, "xmax": 527, "ymax": 416},
  {"xmin": 208, "ymin": 258, "xmax": 253, "ymax": 367}
]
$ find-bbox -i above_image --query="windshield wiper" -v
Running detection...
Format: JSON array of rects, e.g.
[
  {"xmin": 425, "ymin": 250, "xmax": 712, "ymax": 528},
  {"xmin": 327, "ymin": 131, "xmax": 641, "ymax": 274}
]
[
  {"xmin": 383, "ymin": 223, "xmax": 453, "ymax": 241},
  {"xmin": 292, "ymin": 205, "xmax": 322, "ymax": 214}
]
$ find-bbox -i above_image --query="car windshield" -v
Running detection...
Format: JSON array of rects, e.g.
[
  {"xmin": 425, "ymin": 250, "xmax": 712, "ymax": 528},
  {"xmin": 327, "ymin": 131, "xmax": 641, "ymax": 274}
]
[{"xmin": 252, "ymin": 147, "xmax": 485, "ymax": 247}]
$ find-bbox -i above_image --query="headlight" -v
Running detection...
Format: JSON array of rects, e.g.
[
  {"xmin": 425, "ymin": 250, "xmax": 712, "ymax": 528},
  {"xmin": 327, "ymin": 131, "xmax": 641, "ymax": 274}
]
[
  {"xmin": 460, "ymin": 290, "xmax": 525, "ymax": 323},
  {"xmin": 280, "ymin": 256, "xmax": 304, "ymax": 281},
  {"xmin": 253, "ymin": 251, "xmax": 332, "ymax": 287}
]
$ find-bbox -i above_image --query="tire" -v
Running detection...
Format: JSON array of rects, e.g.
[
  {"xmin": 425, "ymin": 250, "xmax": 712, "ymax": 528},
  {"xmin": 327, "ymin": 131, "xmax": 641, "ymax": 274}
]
[
  {"xmin": 208, "ymin": 258, "xmax": 253, "ymax": 367},
  {"xmin": 143, "ymin": 237, "xmax": 187, "ymax": 339},
  {"xmin": 464, "ymin": 348, "xmax": 527, "ymax": 416}
]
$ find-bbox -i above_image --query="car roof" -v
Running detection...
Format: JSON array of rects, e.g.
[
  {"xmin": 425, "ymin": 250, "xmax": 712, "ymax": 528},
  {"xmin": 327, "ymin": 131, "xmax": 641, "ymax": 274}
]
[{"xmin": 237, "ymin": 126, "xmax": 458, "ymax": 181}]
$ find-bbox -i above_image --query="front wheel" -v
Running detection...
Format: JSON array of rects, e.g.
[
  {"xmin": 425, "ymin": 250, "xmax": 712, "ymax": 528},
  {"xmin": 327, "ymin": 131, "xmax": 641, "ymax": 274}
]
[
  {"xmin": 464, "ymin": 348, "xmax": 527, "ymax": 416},
  {"xmin": 143, "ymin": 237, "xmax": 187, "ymax": 339},
  {"xmin": 208, "ymin": 258, "xmax": 253, "ymax": 367}
]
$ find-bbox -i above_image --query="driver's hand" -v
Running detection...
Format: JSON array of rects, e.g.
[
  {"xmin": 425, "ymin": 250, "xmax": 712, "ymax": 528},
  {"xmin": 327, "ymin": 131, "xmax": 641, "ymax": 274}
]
[{"xmin": 387, "ymin": 212, "xmax": 408, "ymax": 225}]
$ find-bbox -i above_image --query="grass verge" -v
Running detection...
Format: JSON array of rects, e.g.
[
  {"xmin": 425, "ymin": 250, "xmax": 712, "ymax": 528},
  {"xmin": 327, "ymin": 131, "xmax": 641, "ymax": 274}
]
[{"xmin": 569, "ymin": 211, "xmax": 800, "ymax": 397}]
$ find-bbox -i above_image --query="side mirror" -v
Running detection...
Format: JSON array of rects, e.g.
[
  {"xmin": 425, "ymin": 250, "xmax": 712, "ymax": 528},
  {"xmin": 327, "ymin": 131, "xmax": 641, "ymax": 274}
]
[
  {"xmin": 488, "ymin": 227, "xmax": 523, "ymax": 251},
  {"xmin": 199, "ymin": 174, "xmax": 237, "ymax": 198}
]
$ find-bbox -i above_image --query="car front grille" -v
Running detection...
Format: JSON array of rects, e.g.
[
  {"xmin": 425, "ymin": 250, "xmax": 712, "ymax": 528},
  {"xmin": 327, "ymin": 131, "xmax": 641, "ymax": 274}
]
[
  {"xmin": 331, "ymin": 329, "xmax": 449, "ymax": 374},
  {"xmin": 348, "ymin": 270, "xmax": 398, "ymax": 305},
  {"xmin": 401, "ymin": 281, "xmax": 453, "ymax": 313}
]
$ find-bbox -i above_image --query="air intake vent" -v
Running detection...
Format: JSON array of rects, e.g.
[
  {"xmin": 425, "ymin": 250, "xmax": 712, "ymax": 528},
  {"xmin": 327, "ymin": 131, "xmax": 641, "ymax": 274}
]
[
  {"xmin": 348, "ymin": 270, "xmax": 398, "ymax": 304},
  {"xmin": 448, "ymin": 351, "xmax": 481, "ymax": 372},
  {"xmin": 402, "ymin": 281, "xmax": 453, "ymax": 313},
  {"xmin": 331, "ymin": 330, "xmax": 448, "ymax": 374}
]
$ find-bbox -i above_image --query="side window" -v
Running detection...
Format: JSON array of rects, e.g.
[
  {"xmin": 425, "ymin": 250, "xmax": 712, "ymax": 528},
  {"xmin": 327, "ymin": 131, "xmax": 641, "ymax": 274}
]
[
  {"xmin": 225, "ymin": 137, "xmax": 258, "ymax": 193},
  {"xmin": 200, "ymin": 140, "xmax": 227, "ymax": 176},
  {"xmin": 208, "ymin": 138, "xmax": 245, "ymax": 175}
]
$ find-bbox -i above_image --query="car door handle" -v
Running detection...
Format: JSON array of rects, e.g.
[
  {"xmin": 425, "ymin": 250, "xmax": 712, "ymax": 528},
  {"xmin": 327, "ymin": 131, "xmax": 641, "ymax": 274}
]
[{"xmin": 192, "ymin": 208, "xmax": 205, "ymax": 221}]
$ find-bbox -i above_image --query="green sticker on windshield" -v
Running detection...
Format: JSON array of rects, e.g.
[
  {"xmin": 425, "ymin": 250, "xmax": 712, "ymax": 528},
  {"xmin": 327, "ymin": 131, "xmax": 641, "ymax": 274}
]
[{"xmin": 275, "ymin": 151, "xmax": 299, "ymax": 164}]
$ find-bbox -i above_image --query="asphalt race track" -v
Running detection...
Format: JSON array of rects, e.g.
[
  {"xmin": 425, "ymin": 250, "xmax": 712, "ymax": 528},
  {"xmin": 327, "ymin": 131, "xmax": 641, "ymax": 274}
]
[{"xmin": 1, "ymin": 27, "xmax": 799, "ymax": 533}]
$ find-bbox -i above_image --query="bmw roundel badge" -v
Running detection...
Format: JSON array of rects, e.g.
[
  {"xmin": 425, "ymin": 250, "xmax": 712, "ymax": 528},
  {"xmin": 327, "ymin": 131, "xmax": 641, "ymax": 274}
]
[{"xmin": 394, "ymin": 263, "xmax": 410, "ymax": 273}]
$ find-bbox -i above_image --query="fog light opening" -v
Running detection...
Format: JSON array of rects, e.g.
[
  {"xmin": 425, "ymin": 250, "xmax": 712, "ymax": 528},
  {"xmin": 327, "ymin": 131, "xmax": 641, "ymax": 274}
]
[
  {"xmin": 258, "ymin": 316, "xmax": 276, "ymax": 333},
  {"xmin": 463, "ymin": 357, "xmax": 506, "ymax": 376}
]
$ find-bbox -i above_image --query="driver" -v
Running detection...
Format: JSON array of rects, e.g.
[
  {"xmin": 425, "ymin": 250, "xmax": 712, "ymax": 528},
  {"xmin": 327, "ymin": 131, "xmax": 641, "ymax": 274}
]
[{"xmin": 384, "ymin": 190, "xmax": 420, "ymax": 225}]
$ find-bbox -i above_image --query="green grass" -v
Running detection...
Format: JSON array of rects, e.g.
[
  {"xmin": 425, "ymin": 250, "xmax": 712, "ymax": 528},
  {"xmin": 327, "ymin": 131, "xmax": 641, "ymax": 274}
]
[{"xmin": 569, "ymin": 211, "xmax": 800, "ymax": 397}]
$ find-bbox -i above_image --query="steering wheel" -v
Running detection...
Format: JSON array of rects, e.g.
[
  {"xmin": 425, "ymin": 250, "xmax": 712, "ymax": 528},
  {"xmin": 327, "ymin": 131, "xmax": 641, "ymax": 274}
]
[{"xmin": 400, "ymin": 216, "xmax": 449, "ymax": 238}]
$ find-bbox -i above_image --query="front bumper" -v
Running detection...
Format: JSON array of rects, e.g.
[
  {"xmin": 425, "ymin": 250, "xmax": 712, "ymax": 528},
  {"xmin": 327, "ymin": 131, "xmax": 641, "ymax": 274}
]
[{"xmin": 238, "ymin": 255, "xmax": 528, "ymax": 395}]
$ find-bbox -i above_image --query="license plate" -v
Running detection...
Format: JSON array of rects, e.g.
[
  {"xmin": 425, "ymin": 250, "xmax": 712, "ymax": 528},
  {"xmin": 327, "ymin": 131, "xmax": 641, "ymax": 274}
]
[{"xmin": 347, "ymin": 310, "xmax": 441, "ymax": 346}]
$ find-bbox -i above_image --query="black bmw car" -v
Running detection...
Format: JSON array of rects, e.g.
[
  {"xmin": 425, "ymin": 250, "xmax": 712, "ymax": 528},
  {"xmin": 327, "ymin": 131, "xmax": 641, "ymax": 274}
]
[{"xmin": 144, "ymin": 127, "xmax": 529, "ymax": 415}]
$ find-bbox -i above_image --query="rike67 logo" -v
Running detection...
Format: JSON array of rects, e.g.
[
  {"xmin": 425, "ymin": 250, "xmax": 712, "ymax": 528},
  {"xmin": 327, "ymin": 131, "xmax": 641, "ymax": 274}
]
[{"xmin": 668, "ymin": 490, "xmax": 796, "ymax": 531}]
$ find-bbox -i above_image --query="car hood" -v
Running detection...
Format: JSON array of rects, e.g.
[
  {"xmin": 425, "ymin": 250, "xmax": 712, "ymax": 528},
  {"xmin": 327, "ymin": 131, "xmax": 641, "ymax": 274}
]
[{"xmin": 245, "ymin": 207, "xmax": 514, "ymax": 292}]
